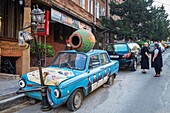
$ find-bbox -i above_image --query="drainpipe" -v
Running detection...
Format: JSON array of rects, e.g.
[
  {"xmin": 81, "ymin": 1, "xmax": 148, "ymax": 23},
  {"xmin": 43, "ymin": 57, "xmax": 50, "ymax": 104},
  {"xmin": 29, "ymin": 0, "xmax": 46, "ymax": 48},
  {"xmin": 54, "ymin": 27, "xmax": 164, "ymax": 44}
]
[
  {"xmin": 106, "ymin": 0, "xmax": 108, "ymax": 18},
  {"xmin": 93, "ymin": 0, "xmax": 99, "ymax": 49},
  {"xmin": 105, "ymin": 0, "xmax": 110, "ymax": 45},
  {"xmin": 93, "ymin": 0, "xmax": 97, "ymax": 25}
]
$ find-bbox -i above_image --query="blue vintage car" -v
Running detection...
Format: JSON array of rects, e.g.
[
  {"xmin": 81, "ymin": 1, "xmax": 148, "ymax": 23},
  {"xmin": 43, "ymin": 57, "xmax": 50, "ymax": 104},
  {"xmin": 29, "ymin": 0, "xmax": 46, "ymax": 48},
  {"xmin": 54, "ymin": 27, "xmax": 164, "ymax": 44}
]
[{"xmin": 18, "ymin": 49, "xmax": 119, "ymax": 111}]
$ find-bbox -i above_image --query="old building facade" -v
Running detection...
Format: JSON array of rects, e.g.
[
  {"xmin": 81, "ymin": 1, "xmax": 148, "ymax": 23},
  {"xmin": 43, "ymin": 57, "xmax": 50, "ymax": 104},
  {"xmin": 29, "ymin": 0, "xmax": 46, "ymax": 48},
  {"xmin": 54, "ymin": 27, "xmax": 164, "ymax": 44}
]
[
  {"xmin": 0, "ymin": 0, "xmax": 30, "ymax": 75},
  {"xmin": 0, "ymin": 0, "xmax": 109, "ymax": 75}
]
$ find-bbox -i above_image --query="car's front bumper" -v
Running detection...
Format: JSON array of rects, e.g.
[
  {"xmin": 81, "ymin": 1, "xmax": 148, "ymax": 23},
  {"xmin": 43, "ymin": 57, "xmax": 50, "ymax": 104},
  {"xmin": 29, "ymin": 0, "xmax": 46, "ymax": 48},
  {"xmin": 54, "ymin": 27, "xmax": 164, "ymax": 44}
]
[{"xmin": 17, "ymin": 80, "xmax": 69, "ymax": 109}]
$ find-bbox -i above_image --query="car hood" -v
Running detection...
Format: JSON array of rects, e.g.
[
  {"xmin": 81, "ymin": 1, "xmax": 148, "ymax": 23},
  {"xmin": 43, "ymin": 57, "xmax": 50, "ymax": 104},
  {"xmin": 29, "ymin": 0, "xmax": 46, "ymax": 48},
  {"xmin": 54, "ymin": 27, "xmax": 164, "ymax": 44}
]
[{"xmin": 26, "ymin": 67, "xmax": 77, "ymax": 86}]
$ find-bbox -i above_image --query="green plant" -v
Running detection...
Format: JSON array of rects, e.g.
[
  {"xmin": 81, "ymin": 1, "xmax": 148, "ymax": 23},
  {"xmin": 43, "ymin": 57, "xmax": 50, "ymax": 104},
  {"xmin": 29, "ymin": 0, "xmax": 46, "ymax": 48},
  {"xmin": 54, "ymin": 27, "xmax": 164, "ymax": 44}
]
[{"xmin": 30, "ymin": 42, "xmax": 55, "ymax": 57}]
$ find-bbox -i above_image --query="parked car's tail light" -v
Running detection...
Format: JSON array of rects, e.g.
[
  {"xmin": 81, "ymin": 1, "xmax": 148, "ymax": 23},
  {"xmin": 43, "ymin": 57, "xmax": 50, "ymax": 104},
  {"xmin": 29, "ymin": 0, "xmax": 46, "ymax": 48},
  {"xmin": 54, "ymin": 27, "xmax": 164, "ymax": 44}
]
[
  {"xmin": 54, "ymin": 89, "xmax": 60, "ymax": 98},
  {"xmin": 122, "ymin": 53, "xmax": 131, "ymax": 58},
  {"xmin": 19, "ymin": 79, "xmax": 26, "ymax": 88}
]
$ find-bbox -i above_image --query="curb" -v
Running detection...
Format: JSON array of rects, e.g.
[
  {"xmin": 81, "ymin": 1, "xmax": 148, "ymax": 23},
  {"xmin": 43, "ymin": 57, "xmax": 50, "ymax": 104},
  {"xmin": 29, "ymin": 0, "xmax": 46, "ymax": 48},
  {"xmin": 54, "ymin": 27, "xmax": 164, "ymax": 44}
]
[
  {"xmin": 0, "ymin": 73, "xmax": 20, "ymax": 80},
  {"xmin": 0, "ymin": 92, "xmax": 18, "ymax": 101},
  {"xmin": 0, "ymin": 93, "xmax": 29, "ymax": 111}
]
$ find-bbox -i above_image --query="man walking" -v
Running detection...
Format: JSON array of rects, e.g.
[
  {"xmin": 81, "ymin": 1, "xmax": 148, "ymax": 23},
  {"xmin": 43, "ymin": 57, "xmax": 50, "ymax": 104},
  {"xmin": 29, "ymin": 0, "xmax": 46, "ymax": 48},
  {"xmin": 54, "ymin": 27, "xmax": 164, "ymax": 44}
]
[{"xmin": 151, "ymin": 43, "xmax": 163, "ymax": 77}]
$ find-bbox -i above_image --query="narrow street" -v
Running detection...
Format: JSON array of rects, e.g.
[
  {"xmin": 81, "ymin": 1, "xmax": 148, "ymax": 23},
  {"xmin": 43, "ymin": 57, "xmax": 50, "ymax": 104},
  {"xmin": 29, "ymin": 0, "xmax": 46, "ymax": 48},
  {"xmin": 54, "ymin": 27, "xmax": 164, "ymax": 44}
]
[{"xmin": 2, "ymin": 49, "xmax": 170, "ymax": 113}]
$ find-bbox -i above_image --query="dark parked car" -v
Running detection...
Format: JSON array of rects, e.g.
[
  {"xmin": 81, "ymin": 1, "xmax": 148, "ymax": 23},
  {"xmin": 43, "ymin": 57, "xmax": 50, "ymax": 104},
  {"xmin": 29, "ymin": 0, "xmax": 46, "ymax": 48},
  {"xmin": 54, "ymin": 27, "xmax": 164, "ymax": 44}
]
[{"xmin": 106, "ymin": 43, "xmax": 141, "ymax": 71}]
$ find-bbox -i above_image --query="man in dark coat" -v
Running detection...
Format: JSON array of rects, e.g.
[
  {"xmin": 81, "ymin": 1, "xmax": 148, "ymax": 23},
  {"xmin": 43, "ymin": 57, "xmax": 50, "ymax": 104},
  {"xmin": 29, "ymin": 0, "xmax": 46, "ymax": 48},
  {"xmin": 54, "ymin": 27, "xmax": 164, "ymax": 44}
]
[
  {"xmin": 151, "ymin": 43, "xmax": 163, "ymax": 77},
  {"xmin": 141, "ymin": 42, "xmax": 150, "ymax": 74}
]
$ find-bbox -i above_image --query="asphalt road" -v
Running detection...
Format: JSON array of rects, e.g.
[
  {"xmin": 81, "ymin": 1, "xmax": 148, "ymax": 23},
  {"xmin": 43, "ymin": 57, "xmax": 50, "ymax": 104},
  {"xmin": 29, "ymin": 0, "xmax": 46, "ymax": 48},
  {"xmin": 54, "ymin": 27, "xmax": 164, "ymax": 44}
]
[{"xmin": 3, "ymin": 48, "xmax": 170, "ymax": 113}]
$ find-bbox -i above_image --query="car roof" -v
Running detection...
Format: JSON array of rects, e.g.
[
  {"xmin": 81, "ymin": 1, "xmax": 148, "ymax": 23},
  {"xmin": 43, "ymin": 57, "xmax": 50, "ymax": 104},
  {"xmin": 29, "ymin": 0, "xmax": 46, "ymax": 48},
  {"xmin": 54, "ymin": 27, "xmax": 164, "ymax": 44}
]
[{"xmin": 60, "ymin": 49, "xmax": 107, "ymax": 56}]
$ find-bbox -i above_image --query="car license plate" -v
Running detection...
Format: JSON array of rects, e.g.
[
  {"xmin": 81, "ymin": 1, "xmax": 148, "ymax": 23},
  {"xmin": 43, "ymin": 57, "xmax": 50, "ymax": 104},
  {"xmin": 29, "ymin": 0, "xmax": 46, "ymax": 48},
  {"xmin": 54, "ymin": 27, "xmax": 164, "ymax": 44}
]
[{"xmin": 110, "ymin": 55, "xmax": 119, "ymax": 58}]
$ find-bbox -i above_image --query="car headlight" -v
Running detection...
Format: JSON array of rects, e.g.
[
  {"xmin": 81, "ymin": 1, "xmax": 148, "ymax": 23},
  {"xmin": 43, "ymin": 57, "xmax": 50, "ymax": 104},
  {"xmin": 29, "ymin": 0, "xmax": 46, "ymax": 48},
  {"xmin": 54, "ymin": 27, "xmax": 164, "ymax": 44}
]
[
  {"xmin": 19, "ymin": 79, "xmax": 26, "ymax": 88},
  {"xmin": 54, "ymin": 89, "xmax": 60, "ymax": 98}
]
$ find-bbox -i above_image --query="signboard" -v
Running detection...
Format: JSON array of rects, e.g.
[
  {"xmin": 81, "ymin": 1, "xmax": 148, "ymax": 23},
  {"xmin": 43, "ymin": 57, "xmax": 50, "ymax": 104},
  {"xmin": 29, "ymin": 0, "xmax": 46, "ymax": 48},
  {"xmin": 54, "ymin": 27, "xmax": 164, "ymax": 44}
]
[
  {"xmin": 37, "ymin": 10, "xmax": 50, "ymax": 36},
  {"xmin": 51, "ymin": 8, "xmax": 92, "ymax": 31},
  {"xmin": 51, "ymin": 8, "xmax": 62, "ymax": 22},
  {"xmin": 72, "ymin": 19, "xmax": 80, "ymax": 29},
  {"xmin": 62, "ymin": 14, "xmax": 72, "ymax": 26},
  {"xmin": 0, "ymin": 41, "xmax": 22, "ymax": 57}
]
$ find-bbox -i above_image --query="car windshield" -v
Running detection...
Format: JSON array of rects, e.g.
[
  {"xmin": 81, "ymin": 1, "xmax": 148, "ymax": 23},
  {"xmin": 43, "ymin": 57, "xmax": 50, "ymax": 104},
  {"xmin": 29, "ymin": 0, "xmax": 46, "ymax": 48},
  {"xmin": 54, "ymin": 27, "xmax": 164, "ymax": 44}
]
[
  {"xmin": 107, "ymin": 44, "xmax": 128, "ymax": 52},
  {"xmin": 51, "ymin": 52, "xmax": 87, "ymax": 70}
]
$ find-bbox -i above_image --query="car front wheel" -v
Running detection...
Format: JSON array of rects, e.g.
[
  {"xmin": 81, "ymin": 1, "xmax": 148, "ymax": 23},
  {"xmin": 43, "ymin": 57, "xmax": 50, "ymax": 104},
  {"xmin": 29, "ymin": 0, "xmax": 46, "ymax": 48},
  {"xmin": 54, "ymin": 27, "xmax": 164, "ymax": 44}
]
[
  {"xmin": 131, "ymin": 59, "xmax": 137, "ymax": 71},
  {"xmin": 67, "ymin": 89, "xmax": 83, "ymax": 111},
  {"xmin": 107, "ymin": 75, "xmax": 114, "ymax": 85}
]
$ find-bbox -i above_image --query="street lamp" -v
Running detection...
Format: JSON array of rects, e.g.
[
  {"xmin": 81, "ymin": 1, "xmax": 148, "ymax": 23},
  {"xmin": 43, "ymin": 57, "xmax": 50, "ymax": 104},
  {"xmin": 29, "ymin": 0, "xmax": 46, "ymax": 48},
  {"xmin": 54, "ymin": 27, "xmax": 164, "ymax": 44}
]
[
  {"xmin": 31, "ymin": 5, "xmax": 45, "ymax": 24},
  {"xmin": 21, "ymin": 5, "xmax": 51, "ymax": 111}
]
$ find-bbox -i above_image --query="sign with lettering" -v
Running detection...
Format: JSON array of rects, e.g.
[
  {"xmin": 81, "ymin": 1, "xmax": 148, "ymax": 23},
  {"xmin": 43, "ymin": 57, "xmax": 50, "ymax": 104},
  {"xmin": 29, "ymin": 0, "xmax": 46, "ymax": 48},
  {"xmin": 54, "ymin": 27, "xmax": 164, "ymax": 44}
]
[
  {"xmin": 72, "ymin": 19, "xmax": 80, "ymax": 29},
  {"xmin": 51, "ymin": 8, "xmax": 62, "ymax": 22},
  {"xmin": 0, "ymin": 41, "xmax": 22, "ymax": 57},
  {"xmin": 62, "ymin": 14, "xmax": 73, "ymax": 26},
  {"xmin": 51, "ymin": 8, "xmax": 92, "ymax": 31}
]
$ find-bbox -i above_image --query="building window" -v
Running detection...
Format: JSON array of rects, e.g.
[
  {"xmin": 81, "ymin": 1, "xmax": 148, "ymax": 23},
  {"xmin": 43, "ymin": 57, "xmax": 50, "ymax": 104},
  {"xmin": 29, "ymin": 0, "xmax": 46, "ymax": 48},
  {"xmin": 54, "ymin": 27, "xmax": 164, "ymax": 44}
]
[
  {"xmin": 88, "ymin": 0, "xmax": 93, "ymax": 14},
  {"xmin": 95, "ymin": 2, "xmax": 99, "ymax": 18},
  {"xmin": 0, "ymin": 0, "xmax": 23, "ymax": 40},
  {"xmin": 100, "ymin": 6, "xmax": 105, "ymax": 17},
  {"xmin": 80, "ymin": 0, "xmax": 85, "ymax": 9}
]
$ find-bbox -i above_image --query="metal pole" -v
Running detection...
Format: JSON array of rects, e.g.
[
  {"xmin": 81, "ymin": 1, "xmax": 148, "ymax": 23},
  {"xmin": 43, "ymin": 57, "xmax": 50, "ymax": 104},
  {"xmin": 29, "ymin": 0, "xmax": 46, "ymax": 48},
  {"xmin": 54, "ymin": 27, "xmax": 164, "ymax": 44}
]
[
  {"xmin": 32, "ymin": 23, "xmax": 51, "ymax": 111},
  {"xmin": 44, "ymin": 36, "xmax": 46, "ymax": 67}
]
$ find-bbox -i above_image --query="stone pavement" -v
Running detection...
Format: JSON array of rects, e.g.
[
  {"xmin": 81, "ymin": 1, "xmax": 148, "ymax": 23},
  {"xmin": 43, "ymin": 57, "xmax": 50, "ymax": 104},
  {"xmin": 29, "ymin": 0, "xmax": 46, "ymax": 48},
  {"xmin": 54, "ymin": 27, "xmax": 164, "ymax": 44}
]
[
  {"xmin": 0, "ymin": 73, "xmax": 28, "ymax": 111},
  {"xmin": 0, "ymin": 78, "xmax": 19, "ymax": 96},
  {"xmin": 0, "ymin": 73, "xmax": 20, "ymax": 96}
]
